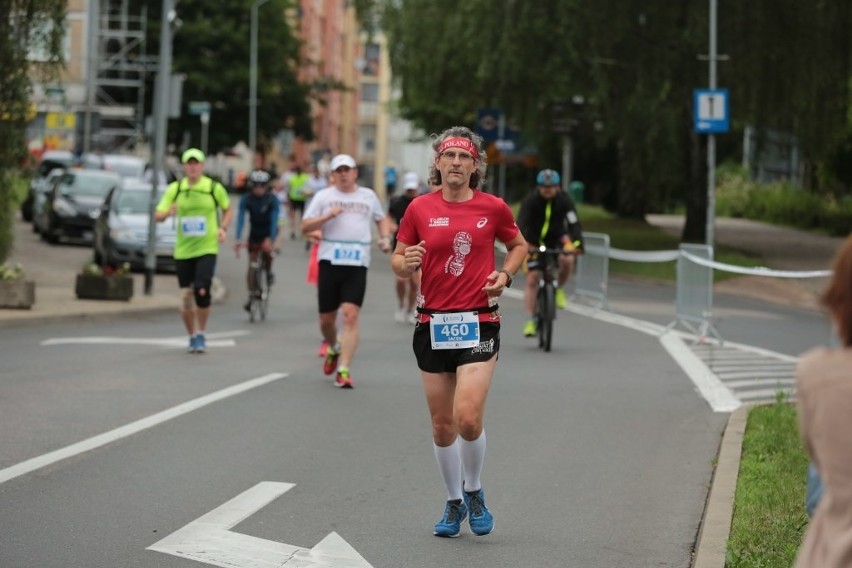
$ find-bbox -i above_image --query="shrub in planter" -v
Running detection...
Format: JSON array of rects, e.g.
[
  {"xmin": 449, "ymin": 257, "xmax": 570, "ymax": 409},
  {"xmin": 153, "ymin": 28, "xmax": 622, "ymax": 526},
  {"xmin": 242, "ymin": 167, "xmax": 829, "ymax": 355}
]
[
  {"xmin": 75, "ymin": 262, "xmax": 134, "ymax": 301},
  {"xmin": 0, "ymin": 262, "xmax": 36, "ymax": 309}
]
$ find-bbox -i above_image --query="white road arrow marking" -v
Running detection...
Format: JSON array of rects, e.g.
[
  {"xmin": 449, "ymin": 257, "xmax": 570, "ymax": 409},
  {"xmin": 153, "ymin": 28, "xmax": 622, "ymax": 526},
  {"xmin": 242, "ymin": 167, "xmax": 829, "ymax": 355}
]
[
  {"xmin": 0, "ymin": 373, "xmax": 288, "ymax": 485},
  {"xmin": 40, "ymin": 329, "xmax": 251, "ymax": 348},
  {"xmin": 148, "ymin": 481, "xmax": 373, "ymax": 568}
]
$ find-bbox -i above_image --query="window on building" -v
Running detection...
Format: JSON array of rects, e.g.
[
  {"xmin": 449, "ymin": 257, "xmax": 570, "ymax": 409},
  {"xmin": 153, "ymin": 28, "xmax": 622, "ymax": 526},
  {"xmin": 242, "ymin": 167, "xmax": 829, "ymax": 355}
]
[{"xmin": 361, "ymin": 83, "xmax": 379, "ymax": 103}]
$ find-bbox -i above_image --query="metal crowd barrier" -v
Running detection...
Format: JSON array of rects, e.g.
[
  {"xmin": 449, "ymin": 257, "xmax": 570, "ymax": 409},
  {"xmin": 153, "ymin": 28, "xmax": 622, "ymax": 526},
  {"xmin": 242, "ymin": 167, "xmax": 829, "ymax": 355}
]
[
  {"xmin": 572, "ymin": 232, "xmax": 610, "ymax": 310},
  {"xmin": 499, "ymin": 228, "xmax": 833, "ymax": 344},
  {"xmin": 664, "ymin": 244, "xmax": 721, "ymax": 343}
]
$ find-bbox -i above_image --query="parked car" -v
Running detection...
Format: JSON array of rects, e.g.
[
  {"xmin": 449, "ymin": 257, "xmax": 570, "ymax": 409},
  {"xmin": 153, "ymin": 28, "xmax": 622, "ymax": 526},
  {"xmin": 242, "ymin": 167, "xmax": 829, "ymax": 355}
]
[
  {"xmin": 40, "ymin": 169, "xmax": 123, "ymax": 244},
  {"xmin": 102, "ymin": 153, "xmax": 146, "ymax": 180},
  {"xmin": 93, "ymin": 179, "xmax": 176, "ymax": 271},
  {"xmin": 31, "ymin": 167, "xmax": 66, "ymax": 234},
  {"xmin": 21, "ymin": 151, "xmax": 102, "ymax": 221}
]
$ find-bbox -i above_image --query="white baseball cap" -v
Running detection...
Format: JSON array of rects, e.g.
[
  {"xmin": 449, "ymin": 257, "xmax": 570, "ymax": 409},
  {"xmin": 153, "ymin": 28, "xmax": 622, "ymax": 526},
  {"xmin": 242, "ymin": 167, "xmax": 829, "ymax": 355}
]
[
  {"xmin": 403, "ymin": 172, "xmax": 420, "ymax": 190},
  {"xmin": 330, "ymin": 154, "xmax": 357, "ymax": 171}
]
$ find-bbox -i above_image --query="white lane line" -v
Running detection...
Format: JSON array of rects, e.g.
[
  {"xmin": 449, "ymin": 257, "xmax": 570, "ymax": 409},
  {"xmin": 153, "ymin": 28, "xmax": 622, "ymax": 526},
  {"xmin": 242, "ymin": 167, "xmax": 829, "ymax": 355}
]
[
  {"xmin": 660, "ymin": 333, "xmax": 741, "ymax": 412},
  {"xmin": 0, "ymin": 372, "xmax": 288, "ymax": 485},
  {"xmin": 41, "ymin": 329, "xmax": 251, "ymax": 348}
]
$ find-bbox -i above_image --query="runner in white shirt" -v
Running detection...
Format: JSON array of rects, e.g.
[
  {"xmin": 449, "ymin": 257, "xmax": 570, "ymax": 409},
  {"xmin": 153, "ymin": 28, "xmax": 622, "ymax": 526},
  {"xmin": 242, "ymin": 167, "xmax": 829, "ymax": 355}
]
[{"xmin": 301, "ymin": 153, "xmax": 393, "ymax": 388}]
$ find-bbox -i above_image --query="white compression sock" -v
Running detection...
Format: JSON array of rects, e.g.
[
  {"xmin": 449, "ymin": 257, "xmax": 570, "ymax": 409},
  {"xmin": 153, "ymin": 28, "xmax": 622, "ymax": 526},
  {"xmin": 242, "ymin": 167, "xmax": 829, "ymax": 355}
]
[
  {"xmin": 460, "ymin": 431, "xmax": 486, "ymax": 493},
  {"xmin": 433, "ymin": 439, "xmax": 463, "ymax": 501}
]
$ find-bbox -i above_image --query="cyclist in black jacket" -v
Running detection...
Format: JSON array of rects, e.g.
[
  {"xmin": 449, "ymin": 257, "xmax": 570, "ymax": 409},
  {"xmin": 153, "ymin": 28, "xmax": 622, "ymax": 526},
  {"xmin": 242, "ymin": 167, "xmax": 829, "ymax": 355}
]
[
  {"xmin": 234, "ymin": 170, "xmax": 280, "ymax": 311},
  {"xmin": 516, "ymin": 169, "xmax": 584, "ymax": 337}
]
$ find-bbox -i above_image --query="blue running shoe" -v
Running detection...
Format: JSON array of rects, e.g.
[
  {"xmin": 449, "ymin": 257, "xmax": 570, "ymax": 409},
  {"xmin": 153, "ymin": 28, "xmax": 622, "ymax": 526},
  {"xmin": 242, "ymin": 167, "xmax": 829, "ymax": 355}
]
[
  {"xmin": 187, "ymin": 335, "xmax": 197, "ymax": 353},
  {"xmin": 464, "ymin": 489, "xmax": 494, "ymax": 536},
  {"xmin": 195, "ymin": 333, "xmax": 206, "ymax": 353},
  {"xmin": 433, "ymin": 500, "xmax": 467, "ymax": 538}
]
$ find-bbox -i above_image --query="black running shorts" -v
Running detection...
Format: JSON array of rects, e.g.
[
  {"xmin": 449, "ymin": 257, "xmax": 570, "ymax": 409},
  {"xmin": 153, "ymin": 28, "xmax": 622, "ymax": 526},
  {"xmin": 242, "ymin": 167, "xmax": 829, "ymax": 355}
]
[
  {"xmin": 317, "ymin": 260, "xmax": 368, "ymax": 313},
  {"xmin": 176, "ymin": 254, "xmax": 217, "ymax": 291},
  {"xmin": 412, "ymin": 321, "xmax": 500, "ymax": 373}
]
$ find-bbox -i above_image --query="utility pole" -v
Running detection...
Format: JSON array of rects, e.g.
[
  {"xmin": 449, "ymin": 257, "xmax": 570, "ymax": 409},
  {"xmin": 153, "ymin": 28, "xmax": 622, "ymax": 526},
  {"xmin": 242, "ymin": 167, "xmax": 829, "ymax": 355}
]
[
  {"xmin": 706, "ymin": 0, "xmax": 718, "ymax": 247},
  {"xmin": 145, "ymin": 0, "xmax": 175, "ymax": 295},
  {"xmin": 83, "ymin": 0, "xmax": 98, "ymax": 154},
  {"xmin": 249, "ymin": 0, "xmax": 270, "ymax": 168}
]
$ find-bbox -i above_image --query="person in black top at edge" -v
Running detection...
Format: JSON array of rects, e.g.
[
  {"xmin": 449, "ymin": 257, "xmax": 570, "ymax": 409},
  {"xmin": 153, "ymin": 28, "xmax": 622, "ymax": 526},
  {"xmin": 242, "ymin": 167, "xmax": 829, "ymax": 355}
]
[
  {"xmin": 234, "ymin": 169, "xmax": 281, "ymax": 311},
  {"xmin": 388, "ymin": 172, "xmax": 422, "ymax": 324},
  {"xmin": 515, "ymin": 168, "xmax": 584, "ymax": 337}
]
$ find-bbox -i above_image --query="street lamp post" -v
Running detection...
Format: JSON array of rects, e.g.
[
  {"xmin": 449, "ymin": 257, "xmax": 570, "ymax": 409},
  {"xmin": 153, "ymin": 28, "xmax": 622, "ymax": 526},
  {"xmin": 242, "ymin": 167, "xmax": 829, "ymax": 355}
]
[{"xmin": 249, "ymin": 0, "xmax": 270, "ymax": 168}]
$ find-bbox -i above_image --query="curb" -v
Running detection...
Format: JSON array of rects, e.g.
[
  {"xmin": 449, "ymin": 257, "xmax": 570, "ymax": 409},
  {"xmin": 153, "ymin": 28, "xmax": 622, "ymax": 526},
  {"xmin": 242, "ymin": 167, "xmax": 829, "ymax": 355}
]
[
  {"xmin": 693, "ymin": 403, "xmax": 750, "ymax": 568},
  {"xmin": 0, "ymin": 304, "xmax": 180, "ymax": 329}
]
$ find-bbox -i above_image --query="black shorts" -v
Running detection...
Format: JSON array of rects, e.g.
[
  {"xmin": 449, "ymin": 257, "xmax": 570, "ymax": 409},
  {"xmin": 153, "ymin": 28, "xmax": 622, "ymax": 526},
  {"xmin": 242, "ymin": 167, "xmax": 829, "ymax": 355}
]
[
  {"xmin": 289, "ymin": 200, "xmax": 306, "ymax": 213},
  {"xmin": 317, "ymin": 260, "xmax": 368, "ymax": 313},
  {"xmin": 412, "ymin": 321, "xmax": 500, "ymax": 373},
  {"xmin": 175, "ymin": 254, "xmax": 217, "ymax": 290}
]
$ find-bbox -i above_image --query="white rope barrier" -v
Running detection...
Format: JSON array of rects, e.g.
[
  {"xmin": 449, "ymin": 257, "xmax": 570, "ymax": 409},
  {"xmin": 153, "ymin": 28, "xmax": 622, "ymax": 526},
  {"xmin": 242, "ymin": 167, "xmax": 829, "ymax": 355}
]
[
  {"xmin": 679, "ymin": 250, "xmax": 832, "ymax": 279},
  {"xmin": 496, "ymin": 241, "xmax": 832, "ymax": 279},
  {"xmin": 607, "ymin": 248, "xmax": 680, "ymax": 262}
]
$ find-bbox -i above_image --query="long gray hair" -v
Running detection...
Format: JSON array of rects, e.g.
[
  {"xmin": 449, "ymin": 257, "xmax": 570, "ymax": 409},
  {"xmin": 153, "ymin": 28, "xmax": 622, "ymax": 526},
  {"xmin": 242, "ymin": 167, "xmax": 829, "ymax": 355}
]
[{"xmin": 428, "ymin": 126, "xmax": 488, "ymax": 189}]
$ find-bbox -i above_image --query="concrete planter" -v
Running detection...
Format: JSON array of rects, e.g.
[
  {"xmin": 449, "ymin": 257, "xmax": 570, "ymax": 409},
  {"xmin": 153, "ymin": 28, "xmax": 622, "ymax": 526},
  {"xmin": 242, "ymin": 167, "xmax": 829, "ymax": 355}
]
[
  {"xmin": 75, "ymin": 274, "xmax": 134, "ymax": 301},
  {"xmin": 0, "ymin": 279, "xmax": 36, "ymax": 309}
]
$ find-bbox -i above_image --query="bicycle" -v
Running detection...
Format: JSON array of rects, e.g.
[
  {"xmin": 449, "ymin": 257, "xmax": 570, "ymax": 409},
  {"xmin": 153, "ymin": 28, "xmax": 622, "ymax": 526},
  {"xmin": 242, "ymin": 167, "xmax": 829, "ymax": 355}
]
[
  {"xmin": 532, "ymin": 246, "xmax": 561, "ymax": 352},
  {"xmin": 237, "ymin": 242, "xmax": 274, "ymax": 322},
  {"xmin": 532, "ymin": 241, "xmax": 580, "ymax": 352}
]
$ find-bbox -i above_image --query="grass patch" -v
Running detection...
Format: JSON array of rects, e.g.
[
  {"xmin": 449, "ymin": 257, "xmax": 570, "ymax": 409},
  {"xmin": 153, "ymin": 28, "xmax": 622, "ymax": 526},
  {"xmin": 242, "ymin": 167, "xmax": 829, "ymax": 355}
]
[{"xmin": 726, "ymin": 397, "xmax": 808, "ymax": 567}]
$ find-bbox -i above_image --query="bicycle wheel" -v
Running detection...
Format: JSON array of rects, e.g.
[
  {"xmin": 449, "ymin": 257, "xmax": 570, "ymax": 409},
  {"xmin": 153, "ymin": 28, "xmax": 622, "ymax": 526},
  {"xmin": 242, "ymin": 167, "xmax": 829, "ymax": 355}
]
[
  {"xmin": 257, "ymin": 265, "xmax": 269, "ymax": 321},
  {"xmin": 247, "ymin": 262, "xmax": 261, "ymax": 323},
  {"xmin": 539, "ymin": 282, "xmax": 555, "ymax": 352}
]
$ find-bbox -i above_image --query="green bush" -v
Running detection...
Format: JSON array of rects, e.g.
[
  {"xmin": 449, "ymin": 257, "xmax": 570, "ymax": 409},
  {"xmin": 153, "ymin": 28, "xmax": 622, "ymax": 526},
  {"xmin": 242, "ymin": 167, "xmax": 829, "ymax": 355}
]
[{"xmin": 716, "ymin": 165, "xmax": 852, "ymax": 236}]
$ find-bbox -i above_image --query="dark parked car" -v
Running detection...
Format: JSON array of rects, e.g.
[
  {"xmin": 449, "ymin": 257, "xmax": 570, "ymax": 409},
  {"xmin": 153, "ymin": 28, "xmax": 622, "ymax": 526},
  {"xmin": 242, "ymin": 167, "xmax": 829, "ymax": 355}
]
[
  {"xmin": 40, "ymin": 169, "xmax": 122, "ymax": 244},
  {"xmin": 31, "ymin": 167, "xmax": 66, "ymax": 235},
  {"xmin": 93, "ymin": 180, "xmax": 176, "ymax": 271},
  {"xmin": 21, "ymin": 151, "xmax": 102, "ymax": 221}
]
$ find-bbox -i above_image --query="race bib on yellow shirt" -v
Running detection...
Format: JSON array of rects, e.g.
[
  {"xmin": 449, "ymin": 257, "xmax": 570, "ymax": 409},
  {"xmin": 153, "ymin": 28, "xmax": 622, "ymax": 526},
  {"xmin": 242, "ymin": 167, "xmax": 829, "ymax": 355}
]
[{"xmin": 180, "ymin": 216, "xmax": 207, "ymax": 237}]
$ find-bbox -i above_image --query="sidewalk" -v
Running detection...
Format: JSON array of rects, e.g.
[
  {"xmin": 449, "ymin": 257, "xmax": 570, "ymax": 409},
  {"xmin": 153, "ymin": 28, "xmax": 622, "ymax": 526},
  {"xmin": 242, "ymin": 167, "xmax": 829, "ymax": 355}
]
[{"xmin": 1, "ymin": 217, "xmax": 180, "ymax": 328}]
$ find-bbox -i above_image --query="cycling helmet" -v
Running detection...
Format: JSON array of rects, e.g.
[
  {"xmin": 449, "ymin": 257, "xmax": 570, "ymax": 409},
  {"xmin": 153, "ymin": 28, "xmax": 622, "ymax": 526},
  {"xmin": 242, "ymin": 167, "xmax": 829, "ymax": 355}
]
[
  {"xmin": 247, "ymin": 169, "xmax": 272, "ymax": 187},
  {"xmin": 536, "ymin": 169, "xmax": 561, "ymax": 186}
]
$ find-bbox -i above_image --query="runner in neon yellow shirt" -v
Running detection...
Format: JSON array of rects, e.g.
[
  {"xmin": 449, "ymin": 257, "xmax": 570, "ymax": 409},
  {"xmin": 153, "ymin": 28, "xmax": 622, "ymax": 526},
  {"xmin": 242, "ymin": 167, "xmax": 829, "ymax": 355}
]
[{"xmin": 155, "ymin": 148, "xmax": 232, "ymax": 353}]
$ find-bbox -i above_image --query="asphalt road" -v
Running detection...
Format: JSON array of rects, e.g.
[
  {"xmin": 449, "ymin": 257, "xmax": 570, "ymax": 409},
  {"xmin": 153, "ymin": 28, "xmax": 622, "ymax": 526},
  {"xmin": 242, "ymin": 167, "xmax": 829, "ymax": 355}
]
[{"xmin": 0, "ymin": 230, "xmax": 734, "ymax": 568}]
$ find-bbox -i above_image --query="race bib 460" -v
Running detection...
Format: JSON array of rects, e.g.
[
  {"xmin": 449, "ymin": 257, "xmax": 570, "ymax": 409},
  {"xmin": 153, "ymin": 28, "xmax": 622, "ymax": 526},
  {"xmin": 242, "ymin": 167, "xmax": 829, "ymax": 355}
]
[{"xmin": 429, "ymin": 311, "xmax": 480, "ymax": 349}]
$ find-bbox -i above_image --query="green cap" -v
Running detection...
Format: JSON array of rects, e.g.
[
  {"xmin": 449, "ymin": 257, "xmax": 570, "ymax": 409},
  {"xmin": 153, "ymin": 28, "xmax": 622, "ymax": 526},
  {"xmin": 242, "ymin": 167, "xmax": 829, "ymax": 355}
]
[{"xmin": 181, "ymin": 148, "xmax": 206, "ymax": 164}]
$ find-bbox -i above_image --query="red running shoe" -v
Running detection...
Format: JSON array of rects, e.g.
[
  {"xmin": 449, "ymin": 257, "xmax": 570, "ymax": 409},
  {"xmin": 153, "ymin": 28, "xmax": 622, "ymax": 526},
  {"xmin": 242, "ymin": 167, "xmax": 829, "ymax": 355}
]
[
  {"xmin": 316, "ymin": 340, "xmax": 329, "ymax": 358},
  {"xmin": 335, "ymin": 368, "xmax": 354, "ymax": 389},
  {"xmin": 323, "ymin": 346, "xmax": 340, "ymax": 375}
]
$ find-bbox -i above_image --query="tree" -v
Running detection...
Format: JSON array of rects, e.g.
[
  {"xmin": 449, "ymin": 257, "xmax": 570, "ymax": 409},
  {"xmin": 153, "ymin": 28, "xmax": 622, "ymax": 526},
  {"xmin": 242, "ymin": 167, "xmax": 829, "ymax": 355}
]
[
  {"xmin": 375, "ymin": 0, "xmax": 852, "ymax": 240},
  {"xmin": 0, "ymin": 0, "xmax": 65, "ymax": 264},
  {"xmin": 138, "ymin": 0, "xmax": 314, "ymax": 154}
]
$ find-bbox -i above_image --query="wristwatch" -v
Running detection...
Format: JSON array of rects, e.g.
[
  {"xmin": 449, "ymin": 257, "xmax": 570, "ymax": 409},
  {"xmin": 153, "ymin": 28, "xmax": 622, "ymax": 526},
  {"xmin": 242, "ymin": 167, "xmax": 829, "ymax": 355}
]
[{"xmin": 498, "ymin": 269, "xmax": 513, "ymax": 288}]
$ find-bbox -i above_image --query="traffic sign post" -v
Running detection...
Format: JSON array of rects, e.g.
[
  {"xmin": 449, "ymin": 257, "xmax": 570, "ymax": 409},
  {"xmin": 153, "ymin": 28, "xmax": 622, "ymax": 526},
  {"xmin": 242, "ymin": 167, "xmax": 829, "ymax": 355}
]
[
  {"xmin": 693, "ymin": 89, "xmax": 729, "ymax": 134},
  {"xmin": 189, "ymin": 101, "xmax": 211, "ymax": 116}
]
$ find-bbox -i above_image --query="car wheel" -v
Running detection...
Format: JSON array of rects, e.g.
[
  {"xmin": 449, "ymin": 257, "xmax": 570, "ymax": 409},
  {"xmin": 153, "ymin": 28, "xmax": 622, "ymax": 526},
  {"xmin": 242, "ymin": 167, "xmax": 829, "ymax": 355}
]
[{"xmin": 45, "ymin": 226, "xmax": 59, "ymax": 244}]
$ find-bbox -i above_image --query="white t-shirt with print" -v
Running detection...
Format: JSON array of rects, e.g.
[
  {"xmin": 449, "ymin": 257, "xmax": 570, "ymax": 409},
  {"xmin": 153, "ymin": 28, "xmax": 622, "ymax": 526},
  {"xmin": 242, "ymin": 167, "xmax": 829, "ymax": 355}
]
[{"xmin": 303, "ymin": 186, "xmax": 386, "ymax": 268}]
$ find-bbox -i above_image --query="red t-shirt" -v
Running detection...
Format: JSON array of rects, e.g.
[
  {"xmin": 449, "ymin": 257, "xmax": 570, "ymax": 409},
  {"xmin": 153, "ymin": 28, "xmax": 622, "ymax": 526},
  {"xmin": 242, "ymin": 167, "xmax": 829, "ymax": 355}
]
[{"xmin": 396, "ymin": 191, "xmax": 519, "ymax": 319}]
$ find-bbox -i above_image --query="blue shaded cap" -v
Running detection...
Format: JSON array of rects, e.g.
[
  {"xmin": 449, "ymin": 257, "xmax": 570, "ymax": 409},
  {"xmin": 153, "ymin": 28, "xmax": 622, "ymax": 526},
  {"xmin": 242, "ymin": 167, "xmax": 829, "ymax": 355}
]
[{"xmin": 536, "ymin": 169, "xmax": 560, "ymax": 186}]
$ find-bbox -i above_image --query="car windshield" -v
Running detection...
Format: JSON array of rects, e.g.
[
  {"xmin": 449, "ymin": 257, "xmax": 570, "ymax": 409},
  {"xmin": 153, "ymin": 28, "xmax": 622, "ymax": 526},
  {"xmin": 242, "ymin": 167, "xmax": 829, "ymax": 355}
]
[
  {"xmin": 37, "ymin": 157, "xmax": 74, "ymax": 177},
  {"xmin": 59, "ymin": 173, "xmax": 118, "ymax": 198},
  {"xmin": 115, "ymin": 190, "xmax": 162, "ymax": 215},
  {"xmin": 104, "ymin": 156, "xmax": 145, "ymax": 179}
]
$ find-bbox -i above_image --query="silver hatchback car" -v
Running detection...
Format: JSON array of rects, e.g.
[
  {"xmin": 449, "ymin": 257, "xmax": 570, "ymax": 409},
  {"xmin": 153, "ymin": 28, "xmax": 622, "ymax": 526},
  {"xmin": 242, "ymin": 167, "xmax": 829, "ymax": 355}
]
[{"xmin": 92, "ymin": 179, "xmax": 177, "ymax": 271}]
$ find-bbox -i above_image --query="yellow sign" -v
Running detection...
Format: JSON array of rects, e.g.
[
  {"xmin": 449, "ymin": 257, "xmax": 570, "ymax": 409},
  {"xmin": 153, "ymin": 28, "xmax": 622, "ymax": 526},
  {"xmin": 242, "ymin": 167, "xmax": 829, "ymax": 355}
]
[{"xmin": 46, "ymin": 112, "xmax": 76, "ymax": 130}]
